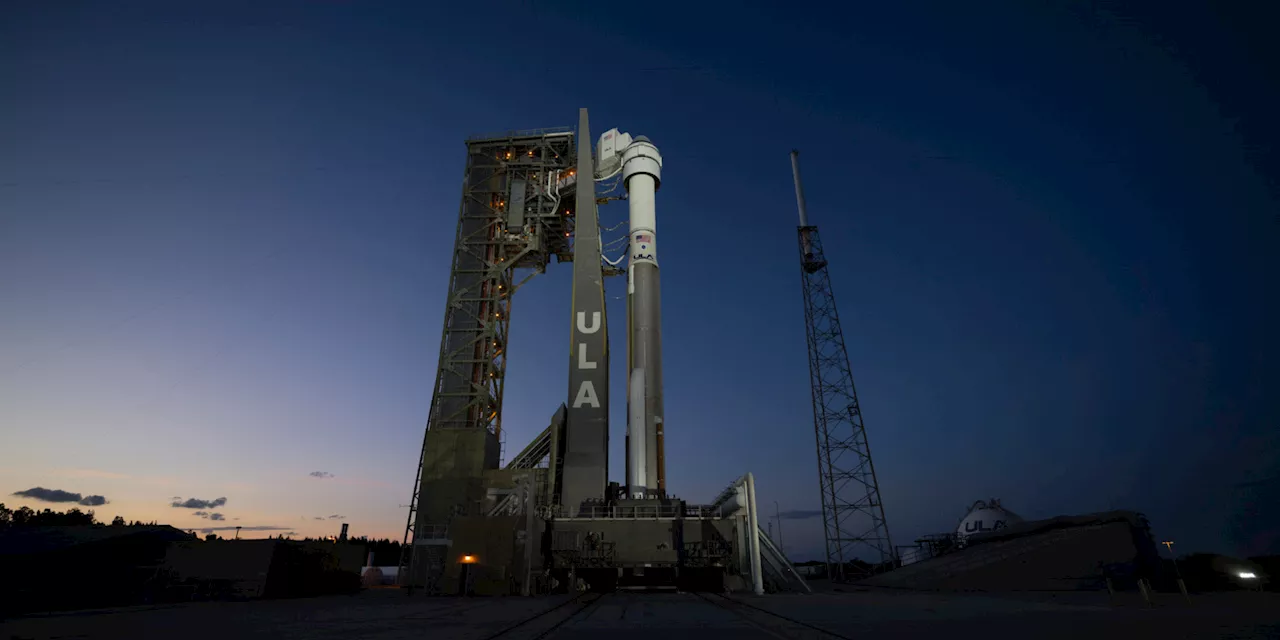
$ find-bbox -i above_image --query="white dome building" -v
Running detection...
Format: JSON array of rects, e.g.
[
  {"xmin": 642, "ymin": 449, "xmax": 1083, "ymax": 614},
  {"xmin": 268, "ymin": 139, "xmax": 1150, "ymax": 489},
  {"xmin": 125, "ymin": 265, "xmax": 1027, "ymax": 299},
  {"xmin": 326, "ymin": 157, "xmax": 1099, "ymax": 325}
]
[{"xmin": 956, "ymin": 498, "xmax": 1023, "ymax": 540}]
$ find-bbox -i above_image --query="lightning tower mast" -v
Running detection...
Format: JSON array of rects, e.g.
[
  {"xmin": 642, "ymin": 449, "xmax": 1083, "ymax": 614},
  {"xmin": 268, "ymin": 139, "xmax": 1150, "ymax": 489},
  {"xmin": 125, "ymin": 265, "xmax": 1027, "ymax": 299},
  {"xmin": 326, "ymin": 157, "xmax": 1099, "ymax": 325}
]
[{"xmin": 791, "ymin": 150, "xmax": 894, "ymax": 581}]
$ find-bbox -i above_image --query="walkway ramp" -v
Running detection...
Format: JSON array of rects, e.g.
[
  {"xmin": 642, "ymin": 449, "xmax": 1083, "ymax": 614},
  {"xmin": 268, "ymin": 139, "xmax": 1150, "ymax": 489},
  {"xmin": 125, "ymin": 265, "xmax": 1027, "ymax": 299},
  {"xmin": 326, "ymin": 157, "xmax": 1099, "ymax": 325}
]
[{"xmin": 758, "ymin": 528, "xmax": 812, "ymax": 593}]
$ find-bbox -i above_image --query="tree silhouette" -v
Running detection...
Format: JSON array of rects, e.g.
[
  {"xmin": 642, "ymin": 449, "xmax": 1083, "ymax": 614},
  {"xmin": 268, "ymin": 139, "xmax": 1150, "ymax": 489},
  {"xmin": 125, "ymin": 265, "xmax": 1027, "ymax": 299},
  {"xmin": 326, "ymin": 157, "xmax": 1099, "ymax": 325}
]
[
  {"xmin": 0, "ymin": 504, "xmax": 98, "ymax": 528},
  {"xmin": 111, "ymin": 516, "xmax": 126, "ymax": 526}
]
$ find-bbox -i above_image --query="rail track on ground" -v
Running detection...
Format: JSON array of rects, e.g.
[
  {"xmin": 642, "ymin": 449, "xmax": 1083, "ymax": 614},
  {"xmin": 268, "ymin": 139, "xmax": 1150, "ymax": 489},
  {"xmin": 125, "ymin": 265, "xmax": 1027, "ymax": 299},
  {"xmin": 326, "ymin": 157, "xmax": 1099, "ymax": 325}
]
[
  {"xmin": 693, "ymin": 591, "xmax": 852, "ymax": 640},
  {"xmin": 479, "ymin": 591, "xmax": 609, "ymax": 640}
]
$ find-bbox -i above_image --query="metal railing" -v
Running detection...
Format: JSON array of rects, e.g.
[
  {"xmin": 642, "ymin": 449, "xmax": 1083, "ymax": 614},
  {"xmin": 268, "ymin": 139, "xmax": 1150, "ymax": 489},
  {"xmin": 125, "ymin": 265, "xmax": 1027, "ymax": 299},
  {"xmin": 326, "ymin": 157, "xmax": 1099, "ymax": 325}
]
[
  {"xmin": 758, "ymin": 527, "xmax": 812, "ymax": 593},
  {"xmin": 550, "ymin": 504, "xmax": 730, "ymax": 520},
  {"xmin": 467, "ymin": 127, "xmax": 574, "ymax": 143}
]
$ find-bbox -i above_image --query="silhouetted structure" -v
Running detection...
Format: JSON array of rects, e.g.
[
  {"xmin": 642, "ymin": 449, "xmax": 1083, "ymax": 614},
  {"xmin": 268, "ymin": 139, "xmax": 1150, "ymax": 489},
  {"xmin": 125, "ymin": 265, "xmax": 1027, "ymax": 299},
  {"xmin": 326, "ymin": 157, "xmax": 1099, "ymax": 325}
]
[
  {"xmin": 791, "ymin": 150, "xmax": 895, "ymax": 581},
  {"xmin": 0, "ymin": 523, "xmax": 195, "ymax": 615},
  {"xmin": 863, "ymin": 511, "xmax": 1162, "ymax": 591}
]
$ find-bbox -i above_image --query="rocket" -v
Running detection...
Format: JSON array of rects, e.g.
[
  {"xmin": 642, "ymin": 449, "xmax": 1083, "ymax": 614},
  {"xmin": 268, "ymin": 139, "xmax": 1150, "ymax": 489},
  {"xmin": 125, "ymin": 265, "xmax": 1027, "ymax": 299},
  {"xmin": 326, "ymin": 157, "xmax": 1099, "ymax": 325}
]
[{"xmin": 598, "ymin": 130, "xmax": 665, "ymax": 499}]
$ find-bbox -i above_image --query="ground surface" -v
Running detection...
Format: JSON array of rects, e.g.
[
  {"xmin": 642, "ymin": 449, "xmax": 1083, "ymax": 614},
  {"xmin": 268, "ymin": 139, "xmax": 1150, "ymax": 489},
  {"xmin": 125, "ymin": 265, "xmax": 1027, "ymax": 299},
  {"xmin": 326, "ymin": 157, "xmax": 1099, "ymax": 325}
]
[{"xmin": 4, "ymin": 589, "xmax": 1279, "ymax": 639}]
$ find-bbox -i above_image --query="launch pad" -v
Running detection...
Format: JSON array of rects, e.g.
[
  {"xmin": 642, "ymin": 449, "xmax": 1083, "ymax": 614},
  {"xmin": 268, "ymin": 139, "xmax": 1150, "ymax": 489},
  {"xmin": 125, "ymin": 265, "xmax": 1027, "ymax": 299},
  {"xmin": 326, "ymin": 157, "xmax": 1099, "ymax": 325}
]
[{"xmin": 399, "ymin": 109, "xmax": 803, "ymax": 596}]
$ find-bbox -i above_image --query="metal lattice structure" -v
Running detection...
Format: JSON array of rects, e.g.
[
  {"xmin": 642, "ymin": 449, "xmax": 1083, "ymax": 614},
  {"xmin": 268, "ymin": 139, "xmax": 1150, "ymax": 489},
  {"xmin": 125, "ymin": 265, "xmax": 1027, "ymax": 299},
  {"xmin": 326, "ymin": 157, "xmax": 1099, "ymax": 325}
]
[
  {"xmin": 797, "ymin": 225, "xmax": 894, "ymax": 581},
  {"xmin": 400, "ymin": 127, "xmax": 578, "ymax": 590}
]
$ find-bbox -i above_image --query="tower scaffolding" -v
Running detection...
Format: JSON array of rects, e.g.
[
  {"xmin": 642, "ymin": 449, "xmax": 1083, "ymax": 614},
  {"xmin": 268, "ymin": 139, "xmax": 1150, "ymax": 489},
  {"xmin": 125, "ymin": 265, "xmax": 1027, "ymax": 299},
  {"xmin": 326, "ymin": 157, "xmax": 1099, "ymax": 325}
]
[
  {"xmin": 791, "ymin": 150, "xmax": 894, "ymax": 581},
  {"xmin": 399, "ymin": 128, "xmax": 578, "ymax": 591}
]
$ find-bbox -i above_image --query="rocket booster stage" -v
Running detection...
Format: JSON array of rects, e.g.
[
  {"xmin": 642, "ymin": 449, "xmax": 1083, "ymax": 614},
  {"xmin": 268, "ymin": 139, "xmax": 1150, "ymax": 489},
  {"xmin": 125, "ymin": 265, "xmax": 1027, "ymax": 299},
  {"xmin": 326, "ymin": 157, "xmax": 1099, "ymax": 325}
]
[{"xmin": 620, "ymin": 135, "xmax": 664, "ymax": 498}]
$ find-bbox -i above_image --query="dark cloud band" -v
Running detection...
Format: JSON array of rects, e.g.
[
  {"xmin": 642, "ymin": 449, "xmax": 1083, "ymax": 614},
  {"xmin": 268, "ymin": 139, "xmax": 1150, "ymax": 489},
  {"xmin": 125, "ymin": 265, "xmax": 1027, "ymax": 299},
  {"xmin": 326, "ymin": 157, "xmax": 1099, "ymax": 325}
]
[
  {"xmin": 12, "ymin": 487, "xmax": 108, "ymax": 506},
  {"xmin": 171, "ymin": 497, "xmax": 227, "ymax": 509}
]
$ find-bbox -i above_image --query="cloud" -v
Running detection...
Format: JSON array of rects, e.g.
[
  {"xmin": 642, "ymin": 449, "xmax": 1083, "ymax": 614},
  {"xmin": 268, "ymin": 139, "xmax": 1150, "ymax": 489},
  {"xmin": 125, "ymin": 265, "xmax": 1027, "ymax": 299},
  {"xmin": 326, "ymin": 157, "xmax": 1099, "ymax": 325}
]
[
  {"xmin": 171, "ymin": 497, "xmax": 227, "ymax": 509},
  {"xmin": 314, "ymin": 517, "xmax": 325, "ymax": 521},
  {"xmin": 309, "ymin": 471, "xmax": 334, "ymax": 479},
  {"xmin": 198, "ymin": 525, "xmax": 291, "ymax": 533},
  {"xmin": 328, "ymin": 514, "xmax": 345, "ymax": 520},
  {"xmin": 193, "ymin": 511, "xmax": 209, "ymax": 517},
  {"xmin": 778, "ymin": 510, "xmax": 823, "ymax": 520},
  {"xmin": 285, "ymin": 531, "xmax": 298, "ymax": 536},
  {"xmin": 209, "ymin": 513, "xmax": 225, "ymax": 521},
  {"xmin": 12, "ymin": 487, "xmax": 109, "ymax": 506}
]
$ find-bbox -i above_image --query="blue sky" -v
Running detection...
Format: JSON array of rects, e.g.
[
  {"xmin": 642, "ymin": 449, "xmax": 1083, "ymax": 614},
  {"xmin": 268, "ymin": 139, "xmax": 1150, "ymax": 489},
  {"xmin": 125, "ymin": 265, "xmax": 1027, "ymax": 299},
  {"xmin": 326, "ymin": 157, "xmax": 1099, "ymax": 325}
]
[{"xmin": 1, "ymin": 1, "xmax": 1276, "ymax": 559}]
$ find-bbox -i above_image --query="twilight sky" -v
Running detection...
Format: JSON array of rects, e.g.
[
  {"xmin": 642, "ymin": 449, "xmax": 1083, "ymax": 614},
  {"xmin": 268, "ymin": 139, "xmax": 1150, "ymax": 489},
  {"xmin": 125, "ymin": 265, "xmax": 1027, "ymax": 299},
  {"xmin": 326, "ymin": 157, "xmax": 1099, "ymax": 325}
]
[{"xmin": 1, "ymin": 1, "xmax": 1276, "ymax": 559}]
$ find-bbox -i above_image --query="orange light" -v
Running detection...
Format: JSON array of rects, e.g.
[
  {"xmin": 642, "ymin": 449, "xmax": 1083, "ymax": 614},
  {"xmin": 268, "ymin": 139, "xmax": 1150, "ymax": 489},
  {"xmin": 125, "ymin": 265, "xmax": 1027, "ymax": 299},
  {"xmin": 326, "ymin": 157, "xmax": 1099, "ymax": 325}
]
[
  {"xmin": 565, "ymin": 232, "xmax": 570, "ymax": 237},
  {"xmin": 461, "ymin": 554, "xmax": 477, "ymax": 564}
]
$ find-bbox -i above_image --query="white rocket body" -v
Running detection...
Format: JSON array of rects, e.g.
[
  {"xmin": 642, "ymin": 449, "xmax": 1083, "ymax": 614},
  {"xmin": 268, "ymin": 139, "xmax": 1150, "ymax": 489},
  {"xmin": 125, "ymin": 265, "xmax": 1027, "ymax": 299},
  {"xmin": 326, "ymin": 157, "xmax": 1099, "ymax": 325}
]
[
  {"xmin": 602, "ymin": 129, "xmax": 665, "ymax": 497},
  {"xmin": 627, "ymin": 370, "xmax": 647, "ymax": 498}
]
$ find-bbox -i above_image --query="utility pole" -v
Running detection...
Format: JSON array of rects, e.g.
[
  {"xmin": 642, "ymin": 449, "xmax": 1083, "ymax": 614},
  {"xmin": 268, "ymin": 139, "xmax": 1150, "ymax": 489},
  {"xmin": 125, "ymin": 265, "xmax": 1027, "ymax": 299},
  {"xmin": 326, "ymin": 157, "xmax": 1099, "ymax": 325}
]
[
  {"xmin": 523, "ymin": 473, "xmax": 536, "ymax": 596},
  {"xmin": 1163, "ymin": 540, "xmax": 1190, "ymax": 601},
  {"xmin": 774, "ymin": 501, "xmax": 785, "ymax": 555}
]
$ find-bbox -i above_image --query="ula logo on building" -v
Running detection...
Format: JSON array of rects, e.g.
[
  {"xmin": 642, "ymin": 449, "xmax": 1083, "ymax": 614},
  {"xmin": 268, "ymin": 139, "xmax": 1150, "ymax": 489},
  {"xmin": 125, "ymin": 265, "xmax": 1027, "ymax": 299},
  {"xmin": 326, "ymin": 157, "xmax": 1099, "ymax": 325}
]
[{"xmin": 964, "ymin": 520, "xmax": 1008, "ymax": 533}]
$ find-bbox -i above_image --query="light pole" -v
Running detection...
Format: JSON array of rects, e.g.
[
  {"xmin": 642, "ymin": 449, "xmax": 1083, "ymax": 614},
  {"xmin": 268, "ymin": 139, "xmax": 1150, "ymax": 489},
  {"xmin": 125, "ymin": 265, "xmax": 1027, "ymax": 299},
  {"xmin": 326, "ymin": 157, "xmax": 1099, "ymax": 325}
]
[
  {"xmin": 1163, "ymin": 540, "xmax": 1189, "ymax": 602},
  {"xmin": 774, "ymin": 501, "xmax": 785, "ymax": 556}
]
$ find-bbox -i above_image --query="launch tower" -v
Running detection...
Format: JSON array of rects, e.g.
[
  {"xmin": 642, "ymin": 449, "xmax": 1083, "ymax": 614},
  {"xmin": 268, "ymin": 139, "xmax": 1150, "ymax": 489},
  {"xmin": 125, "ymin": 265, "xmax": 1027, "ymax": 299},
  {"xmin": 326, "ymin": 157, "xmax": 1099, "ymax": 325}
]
[
  {"xmin": 397, "ymin": 110, "xmax": 813, "ymax": 596},
  {"xmin": 791, "ymin": 150, "xmax": 895, "ymax": 581}
]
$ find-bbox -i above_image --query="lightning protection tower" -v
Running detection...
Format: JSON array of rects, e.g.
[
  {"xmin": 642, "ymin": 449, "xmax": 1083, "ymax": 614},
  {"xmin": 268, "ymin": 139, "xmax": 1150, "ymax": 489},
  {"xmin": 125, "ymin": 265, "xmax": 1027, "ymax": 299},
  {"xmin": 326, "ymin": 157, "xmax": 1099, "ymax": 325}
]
[{"xmin": 790, "ymin": 150, "xmax": 894, "ymax": 582}]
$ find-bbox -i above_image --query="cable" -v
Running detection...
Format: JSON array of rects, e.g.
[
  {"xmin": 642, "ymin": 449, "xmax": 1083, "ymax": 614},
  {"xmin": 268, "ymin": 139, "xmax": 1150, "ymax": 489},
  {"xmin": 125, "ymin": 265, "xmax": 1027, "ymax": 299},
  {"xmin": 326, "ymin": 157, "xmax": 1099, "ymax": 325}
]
[
  {"xmin": 594, "ymin": 165, "xmax": 622, "ymax": 182},
  {"xmin": 602, "ymin": 245, "xmax": 628, "ymax": 267},
  {"xmin": 596, "ymin": 175, "xmax": 622, "ymax": 194}
]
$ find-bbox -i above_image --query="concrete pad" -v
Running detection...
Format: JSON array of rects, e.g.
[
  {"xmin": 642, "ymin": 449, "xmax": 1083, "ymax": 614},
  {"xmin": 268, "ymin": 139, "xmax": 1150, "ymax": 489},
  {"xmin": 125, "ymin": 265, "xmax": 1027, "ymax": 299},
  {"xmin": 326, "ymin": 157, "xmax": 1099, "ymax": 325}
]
[{"xmin": 3, "ymin": 589, "xmax": 1278, "ymax": 640}]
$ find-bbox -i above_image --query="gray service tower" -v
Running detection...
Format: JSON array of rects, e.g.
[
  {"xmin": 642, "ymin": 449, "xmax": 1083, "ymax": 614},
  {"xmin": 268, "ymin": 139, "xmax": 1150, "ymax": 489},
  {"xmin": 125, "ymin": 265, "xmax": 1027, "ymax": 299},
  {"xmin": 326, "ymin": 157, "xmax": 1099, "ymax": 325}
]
[{"xmin": 400, "ymin": 109, "xmax": 803, "ymax": 596}]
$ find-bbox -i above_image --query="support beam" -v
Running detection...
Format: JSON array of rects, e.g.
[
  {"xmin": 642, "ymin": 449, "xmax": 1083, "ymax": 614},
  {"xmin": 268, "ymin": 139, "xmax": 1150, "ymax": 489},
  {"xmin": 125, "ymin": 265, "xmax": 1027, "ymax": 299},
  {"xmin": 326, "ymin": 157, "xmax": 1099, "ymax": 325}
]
[{"xmin": 561, "ymin": 108, "xmax": 609, "ymax": 514}]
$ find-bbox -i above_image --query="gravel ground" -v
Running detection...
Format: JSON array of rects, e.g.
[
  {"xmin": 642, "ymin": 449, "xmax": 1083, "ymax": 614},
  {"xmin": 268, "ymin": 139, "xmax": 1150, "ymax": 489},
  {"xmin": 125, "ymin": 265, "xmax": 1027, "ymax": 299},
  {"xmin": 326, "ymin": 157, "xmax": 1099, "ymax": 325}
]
[{"xmin": 4, "ymin": 589, "xmax": 1278, "ymax": 639}]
